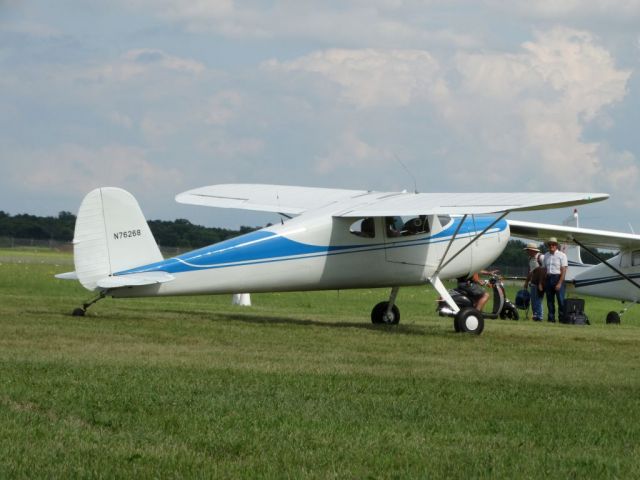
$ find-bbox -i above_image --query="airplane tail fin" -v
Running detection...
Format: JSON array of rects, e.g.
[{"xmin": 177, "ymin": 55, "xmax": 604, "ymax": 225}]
[
  {"xmin": 562, "ymin": 208, "xmax": 583, "ymax": 265},
  {"xmin": 73, "ymin": 187, "xmax": 163, "ymax": 291}
]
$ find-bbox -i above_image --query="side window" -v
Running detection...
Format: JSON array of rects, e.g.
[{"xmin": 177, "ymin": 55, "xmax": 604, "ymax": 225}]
[
  {"xmin": 385, "ymin": 216, "xmax": 430, "ymax": 237},
  {"xmin": 633, "ymin": 250, "xmax": 640, "ymax": 267},
  {"xmin": 438, "ymin": 215, "xmax": 453, "ymax": 229},
  {"xmin": 350, "ymin": 217, "xmax": 375, "ymax": 238}
]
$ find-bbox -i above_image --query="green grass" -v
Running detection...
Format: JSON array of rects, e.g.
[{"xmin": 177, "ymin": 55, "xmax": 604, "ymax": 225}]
[{"xmin": 1, "ymin": 249, "xmax": 640, "ymax": 478}]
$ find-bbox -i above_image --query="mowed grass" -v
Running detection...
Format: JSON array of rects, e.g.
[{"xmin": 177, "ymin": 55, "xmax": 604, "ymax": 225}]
[{"xmin": 1, "ymin": 249, "xmax": 640, "ymax": 478}]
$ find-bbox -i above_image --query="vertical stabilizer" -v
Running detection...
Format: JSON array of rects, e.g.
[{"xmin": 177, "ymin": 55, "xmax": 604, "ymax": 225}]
[
  {"xmin": 73, "ymin": 188, "xmax": 163, "ymax": 290},
  {"xmin": 561, "ymin": 208, "xmax": 583, "ymax": 265}
]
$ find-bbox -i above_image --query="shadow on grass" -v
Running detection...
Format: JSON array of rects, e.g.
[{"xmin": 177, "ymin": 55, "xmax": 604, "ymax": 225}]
[
  {"xmin": 53, "ymin": 303, "xmax": 456, "ymax": 337},
  {"xmin": 152, "ymin": 308, "xmax": 453, "ymax": 337}
]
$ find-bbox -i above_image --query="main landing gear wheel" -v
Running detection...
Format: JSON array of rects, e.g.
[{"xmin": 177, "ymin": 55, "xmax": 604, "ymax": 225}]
[
  {"xmin": 72, "ymin": 308, "xmax": 86, "ymax": 317},
  {"xmin": 371, "ymin": 301, "xmax": 400, "ymax": 325},
  {"xmin": 454, "ymin": 308, "xmax": 484, "ymax": 335},
  {"xmin": 606, "ymin": 311, "xmax": 620, "ymax": 324}
]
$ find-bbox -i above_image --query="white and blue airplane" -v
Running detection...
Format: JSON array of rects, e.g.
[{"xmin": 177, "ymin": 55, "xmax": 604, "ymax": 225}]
[
  {"xmin": 508, "ymin": 211, "xmax": 640, "ymax": 323},
  {"xmin": 56, "ymin": 185, "xmax": 608, "ymax": 334}
]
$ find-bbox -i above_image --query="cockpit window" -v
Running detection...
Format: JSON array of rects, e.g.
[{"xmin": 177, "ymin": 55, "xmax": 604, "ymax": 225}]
[
  {"xmin": 438, "ymin": 215, "xmax": 452, "ymax": 229},
  {"xmin": 385, "ymin": 216, "xmax": 430, "ymax": 237},
  {"xmin": 350, "ymin": 217, "xmax": 375, "ymax": 238}
]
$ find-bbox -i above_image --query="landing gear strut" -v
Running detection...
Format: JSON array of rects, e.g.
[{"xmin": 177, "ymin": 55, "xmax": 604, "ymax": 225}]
[{"xmin": 71, "ymin": 291, "xmax": 106, "ymax": 316}]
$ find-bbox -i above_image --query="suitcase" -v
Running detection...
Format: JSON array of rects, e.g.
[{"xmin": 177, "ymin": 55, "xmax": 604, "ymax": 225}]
[{"xmin": 562, "ymin": 298, "xmax": 589, "ymax": 325}]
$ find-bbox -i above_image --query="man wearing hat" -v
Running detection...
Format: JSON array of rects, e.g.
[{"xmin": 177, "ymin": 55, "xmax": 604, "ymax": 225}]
[
  {"xmin": 542, "ymin": 237, "xmax": 568, "ymax": 322},
  {"xmin": 523, "ymin": 243, "xmax": 544, "ymax": 321}
]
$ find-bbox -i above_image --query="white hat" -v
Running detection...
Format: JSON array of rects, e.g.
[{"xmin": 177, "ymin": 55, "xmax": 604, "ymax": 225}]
[
  {"xmin": 523, "ymin": 242, "xmax": 540, "ymax": 252},
  {"xmin": 547, "ymin": 237, "xmax": 559, "ymax": 245}
]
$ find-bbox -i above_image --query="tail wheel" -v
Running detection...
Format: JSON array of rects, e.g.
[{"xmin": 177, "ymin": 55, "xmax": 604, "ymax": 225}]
[
  {"xmin": 371, "ymin": 301, "xmax": 400, "ymax": 325},
  {"xmin": 455, "ymin": 308, "xmax": 484, "ymax": 335}
]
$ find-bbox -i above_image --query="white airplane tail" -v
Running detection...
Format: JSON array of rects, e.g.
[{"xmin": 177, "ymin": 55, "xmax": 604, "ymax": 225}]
[
  {"xmin": 73, "ymin": 187, "xmax": 163, "ymax": 291},
  {"xmin": 562, "ymin": 208, "xmax": 583, "ymax": 265}
]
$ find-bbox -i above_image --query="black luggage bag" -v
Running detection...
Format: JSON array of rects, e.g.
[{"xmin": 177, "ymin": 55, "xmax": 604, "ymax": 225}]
[{"xmin": 562, "ymin": 298, "xmax": 589, "ymax": 325}]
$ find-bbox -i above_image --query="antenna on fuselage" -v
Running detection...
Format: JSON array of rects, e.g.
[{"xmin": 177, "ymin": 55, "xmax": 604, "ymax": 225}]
[{"xmin": 394, "ymin": 153, "xmax": 418, "ymax": 194}]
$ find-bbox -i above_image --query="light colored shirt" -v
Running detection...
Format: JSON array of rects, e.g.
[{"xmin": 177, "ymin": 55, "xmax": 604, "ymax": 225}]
[{"xmin": 544, "ymin": 250, "xmax": 568, "ymax": 275}]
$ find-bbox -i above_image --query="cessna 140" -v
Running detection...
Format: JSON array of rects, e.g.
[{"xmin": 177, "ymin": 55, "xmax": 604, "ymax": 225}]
[{"xmin": 56, "ymin": 185, "xmax": 608, "ymax": 335}]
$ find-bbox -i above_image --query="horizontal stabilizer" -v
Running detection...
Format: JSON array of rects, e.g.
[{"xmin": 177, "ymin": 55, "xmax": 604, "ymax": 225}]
[
  {"xmin": 96, "ymin": 271, "xmax": 175, "ymax": 289},
  {"xmin": 55, "ymin": 271, "xmax": 78, "ymax": 280}
]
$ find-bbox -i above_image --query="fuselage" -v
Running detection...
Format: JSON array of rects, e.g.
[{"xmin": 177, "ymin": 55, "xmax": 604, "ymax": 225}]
[
  {"xmin": 111, "ymin": 207, "xmax": 510, "ymax": 298},
  {"xmin": 571, "ymin": 253, "xmax": 640, "ymax": 303}
]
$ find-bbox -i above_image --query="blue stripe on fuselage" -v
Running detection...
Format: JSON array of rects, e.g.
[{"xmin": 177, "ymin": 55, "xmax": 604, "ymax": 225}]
[{"xmin": 115, "ymin": 215, "xmax": 508, "ymax": 275}]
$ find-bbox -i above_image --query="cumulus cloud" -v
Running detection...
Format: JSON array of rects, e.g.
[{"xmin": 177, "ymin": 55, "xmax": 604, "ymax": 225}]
[
  {"xmin": 85, "ymin": 48, "xmax": 204, "ymax": 83},
  {"xmin": 452, "ymin": 27, "xmax": 632, "ymax": 189},
  {"xmin": 7, "ymin": 144, "xmax": 183, "ymax": 195},
  {"xmin": 495, "ymin": 0, "xmax": 640, "ymax": 20},
  {"xmin": 264, "ymin": 27, "xmax": 635, "ymax": 202},
  {"xmin": 314, "ymin": 130, "xmax": 391, "ymax": 174},
  {"xmin": 124, "ymin": 0, "xmax": 479, "ymax": 48},
  {"xmin": 265, "ymin": 49, "xmax": 446, "ymax": 108}
]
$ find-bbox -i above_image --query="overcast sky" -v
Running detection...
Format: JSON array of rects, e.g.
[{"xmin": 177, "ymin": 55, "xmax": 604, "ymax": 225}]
[{"xmin": 1, "ymin": 1, "xmax": 639, "ymax": 230}]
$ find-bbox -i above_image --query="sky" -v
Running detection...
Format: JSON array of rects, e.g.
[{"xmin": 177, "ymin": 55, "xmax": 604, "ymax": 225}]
[{"xmin": 1, "ymin": 0, "xmax": 639, "ymax": 231}]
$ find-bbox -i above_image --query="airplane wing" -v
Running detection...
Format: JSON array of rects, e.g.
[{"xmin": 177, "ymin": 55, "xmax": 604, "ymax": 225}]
[
  {"xmin": 335, "ymin": 192, "xmax": 609, "ymax": 217},
  {"xmin": 508, "ymin": 219, "xmax": 640, "ymax": 250},
  {"xmin": 176, "ymin": 184, "xmax": 369, "ymax": 215},
  {"xmin": 177, "ymin": 184, "xmax": 608, "ymax": 216}
]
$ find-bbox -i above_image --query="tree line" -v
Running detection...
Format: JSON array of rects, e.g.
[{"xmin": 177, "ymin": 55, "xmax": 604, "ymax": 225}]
[
  {"xmin": 0, "ymin": 210, "xmax": 612, "ymax": 267},
  {"xmin": 0, "ymin": 211, "xmax": 257, "ymax": 248}
]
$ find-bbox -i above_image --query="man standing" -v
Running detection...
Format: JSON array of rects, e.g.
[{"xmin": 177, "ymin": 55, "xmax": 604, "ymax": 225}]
[
  {"xmin": 523, "ymin": 243, "xmax": 544, "ymax": 321},
  {"xmin": 541, "ymin": 237, "xmax": 568, "ymax": 323}
]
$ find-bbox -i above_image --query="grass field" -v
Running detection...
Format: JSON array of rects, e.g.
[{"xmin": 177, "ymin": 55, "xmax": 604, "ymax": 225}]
[{"xmin": 1, "ymin": 248, "xmax": 640, "ymax": 478}]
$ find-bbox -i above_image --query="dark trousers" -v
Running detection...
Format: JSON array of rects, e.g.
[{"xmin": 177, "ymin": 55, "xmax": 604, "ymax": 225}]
[{"xmin": 545, "ymin": 274, "xmax": 565, "ymax": 322}]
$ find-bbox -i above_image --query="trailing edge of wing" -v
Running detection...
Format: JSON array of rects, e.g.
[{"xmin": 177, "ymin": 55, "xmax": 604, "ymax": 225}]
[
  {"xmin": 334, "ymin": 192, "xmax": 609, "ymax": 217},
  {"xmin": 176, "ymin": 184, "xmax": 369, "ymax": 215},
  {"xmin": 508, "ymin": 219, "xmax": 640, "ymax": 250},
  {"xmin": 96, "ymin": 271, "xmax": 175, "ymax": 289}
]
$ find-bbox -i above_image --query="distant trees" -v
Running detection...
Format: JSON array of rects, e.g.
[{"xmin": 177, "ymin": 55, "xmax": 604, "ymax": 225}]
[
  {"xmin": 0, "ymin": 211, "xmax": 76, "ymax": 241},
  {"xmin": 0, "ymin": 211, "xmax": 256, "ymax": 248}
]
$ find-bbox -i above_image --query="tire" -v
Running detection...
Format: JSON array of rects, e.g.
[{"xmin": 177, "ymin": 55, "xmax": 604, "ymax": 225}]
[
  {"xmin": 72, "ymin": 308, "xmax": 85, "ymax": 317},
  {"xmin": 455, "ymin": 308, "xmax": 484, "ymax": 335},
  {"xmin": 371, "ymin": 301, "xmax": 400, "ymax": 325},
  {"xmin": 501, "ymin": 305, "xmax": 519, "ymax": 321},
  {"xmin": 606, "ymin": 311, "xmax": 620, "ymax": 324}
]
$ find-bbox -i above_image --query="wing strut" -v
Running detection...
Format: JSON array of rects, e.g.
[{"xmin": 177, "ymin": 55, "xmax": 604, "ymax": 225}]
[
  {"xmin": 434, "ymin": 214, "xmax": 467, "ymax": 275},
  {"xmin": 428, "ymin": 212, "xmax": 507, "ymax": 313},
  {"xmin": 434, "ymin": 212, "xmax": 509, "ymax": 277},
  {"xmin": 571, "ymin": 238, "xmax": 640, "ymax": 291}
]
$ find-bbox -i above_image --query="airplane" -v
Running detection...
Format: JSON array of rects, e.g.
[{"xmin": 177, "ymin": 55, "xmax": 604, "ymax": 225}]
[
  {"xmin": 508, "ymin": 212, "xmax": 640, "ymax": 323},
  {"xmin": 55, "ymin": 185, "xmax": 609, "ymax": 335}
]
